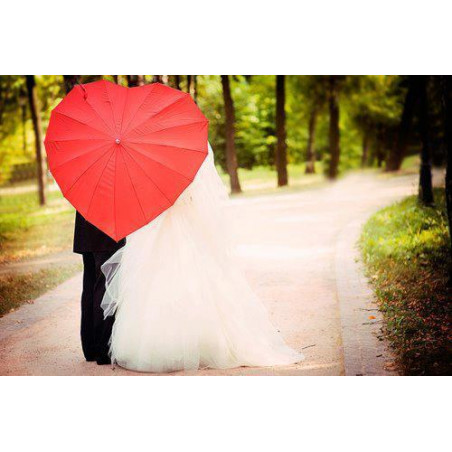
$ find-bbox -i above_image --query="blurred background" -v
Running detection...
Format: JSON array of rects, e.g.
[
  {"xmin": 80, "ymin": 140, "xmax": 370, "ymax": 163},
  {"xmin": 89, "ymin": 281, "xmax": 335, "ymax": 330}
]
[{"xmin": 0, "ymin": 75, "xmax": 450, "ymax": 375}]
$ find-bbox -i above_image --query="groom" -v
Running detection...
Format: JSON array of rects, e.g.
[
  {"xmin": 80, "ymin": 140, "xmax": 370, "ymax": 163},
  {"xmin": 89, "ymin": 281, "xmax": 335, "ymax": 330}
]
[
  {"xmin": 63, "ymin": 75, "xmax": 125, "ymax": 365},
  {"xmin": 73, "ymin": 212, "xmax": 125, "ymax": 365}
]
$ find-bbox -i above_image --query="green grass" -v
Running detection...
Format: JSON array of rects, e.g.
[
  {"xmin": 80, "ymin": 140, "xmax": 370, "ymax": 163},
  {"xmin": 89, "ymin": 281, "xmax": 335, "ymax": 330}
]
[
  {"xmin": 360, "ymin": 188, "xmax": 451, "ymax": 375},
  {"xmin": 218, "ymin": 162, "xmax": 326, "ymax": 196},
  {"xmin": 401, "ymin": 154, "xmax": 421, "ymax": 172},
  {"xmin": 0, "ymin": 186, "xmax": 79, "ymax": 316},
  {"xmin": 0, "ymin": 186, "xmax": 75, "ymax": 264},
  {"xmin": 0, "ymin": 263, "xmax": 81, "ymax": 316}
]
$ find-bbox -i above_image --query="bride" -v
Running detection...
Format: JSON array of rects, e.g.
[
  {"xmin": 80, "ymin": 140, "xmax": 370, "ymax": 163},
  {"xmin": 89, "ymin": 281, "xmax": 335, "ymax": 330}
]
[{"xmin": 101, "ymin": 144, "xmax": 303, "ymax": 373}]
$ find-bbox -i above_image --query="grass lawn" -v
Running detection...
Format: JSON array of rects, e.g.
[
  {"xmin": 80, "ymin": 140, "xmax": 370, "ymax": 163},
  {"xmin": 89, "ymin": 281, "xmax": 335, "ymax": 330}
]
[
  {"xmin": 0, "ymin": 185, "xmax": 78, "ymax": 316},
  {"xmin": 0, "ymin": 263, "xmax": 81, "ymax": 316},
  {"xmin": 0, "ymin": 185, "xmax": 75, "ymax": 264},
  {"xmin": 360, "ymin": 188, "xmax": 451, "ymax": 375},
  {"xmin": 218, "ymin": 162, "xmax": 326, "ymax": 196}
]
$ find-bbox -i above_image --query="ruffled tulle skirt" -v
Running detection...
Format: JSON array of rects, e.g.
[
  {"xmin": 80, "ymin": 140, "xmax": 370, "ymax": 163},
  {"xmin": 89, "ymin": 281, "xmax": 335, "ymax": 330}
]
[{"xmin": 102, "ymin": 147, "xmax": 303, "ymax": 373}]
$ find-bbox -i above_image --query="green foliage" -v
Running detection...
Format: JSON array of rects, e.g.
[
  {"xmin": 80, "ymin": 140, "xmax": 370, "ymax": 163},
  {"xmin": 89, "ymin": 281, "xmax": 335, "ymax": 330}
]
[
  {"xmin": 0, "ymin": 75, "xmax": 65, "ymax": 184},
  {"xmin": 198, "ymin": 75, "xmax": 278, "ymax": 169},
  {"xmin": 197, "ymin": 75, "xmax": 407, "ymax": 173},
  {"xmin": 360, "ymin": 188, "xmax": 451, "ymax": 375},
  {"xmin": 0, "ymin": 75, "xmax": 441, "ymax": 186}
]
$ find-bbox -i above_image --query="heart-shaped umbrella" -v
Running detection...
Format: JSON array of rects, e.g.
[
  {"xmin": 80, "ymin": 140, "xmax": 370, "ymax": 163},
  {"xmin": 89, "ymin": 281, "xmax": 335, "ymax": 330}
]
[{"xmin": 45, "ymin": 80, "xmax": 209, "ymax": 241}]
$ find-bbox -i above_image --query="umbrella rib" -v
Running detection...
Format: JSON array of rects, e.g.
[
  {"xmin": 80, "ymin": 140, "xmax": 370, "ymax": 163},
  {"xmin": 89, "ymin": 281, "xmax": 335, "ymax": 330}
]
[
  {"xmin": 123, "ymin": 94, "xmax": 188, "ymax": 137},
  {"xmin": 126, "ymin": 120, "xmax": 208, "ymax": 142},
  {"xmin": 119, "ymin": 86, "xmax": 129, "ymax": 137},
  {"xmin": 120, "ymin": 145, "xmax": 172, "ymax": 205},
  {"xmin": 103, "ymin": 80, "xmax": 119, "ymax": 135},
  {"xmin": 86, "ymin": 149, "xmax": 115, "ymax": 218},
  {"xmin": 84, "ymin": 93, "xmax": 116, "ymax": 136},
  {"xmin": 126, "ymin": 140, "xmax": 206, "ymax": 154},
  {"xmin": 64, "ymin": 146, "xmax": 113, "ymax": 197},
  {"xmin": 120, "ymin": 84, "xmax": 156, "ymax": 136},
  {"xmin": 114, "ymin": 149, "xmax": 117, "ymax": 239},
  {"xmin": 45, "ymin": 138, "xmax": 106, "ymax": 144},
  {"xmin": 52, "ymin": 111, "xmax": 112, "ymax": 139},
  {"xmin": 118, "ymin": 147, "xmax": 147, "ymax": 222},
  {"xmin": 123, "ymin": 142, "xmax": 192, "ymax": 182},
  {"xmin": 49, "ymin": 142, "xmax": 111, "ymax": 172}
]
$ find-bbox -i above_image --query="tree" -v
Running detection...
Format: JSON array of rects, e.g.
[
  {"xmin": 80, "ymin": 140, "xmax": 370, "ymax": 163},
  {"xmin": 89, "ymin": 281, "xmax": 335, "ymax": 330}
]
[
  {"xmin": 185, "ymin": 75, "xmax": 198, "ymax": 102},
  {"xmin": 298, "ymin": 76, "xmax": 329, "ymax": 174},
  {"xmin": 193, "ymin": 75, "xmax": 198, "ymax": 103},
  {"xmin": 152, "ymin": 75, "xmax": 163, "ymax": 83},
  {"xmin": 275, "ymin": 75, "xmax": 288, "ymax": 186},
  {"xmin": 348, "ymin": 76, "xmax": 403, "ymax": 170},
  {"xmin": 112, "ymin": 75, "xmax": 123, "ymax": 85},
  {"xmin": 418, "ymin": 76, "xmax": 434, "ymax": 205},
  {"xmin": 328, "ymin": 75, "xmax": 341, "ymax": 179},
  {"xmin": 305, "ymin": 104, "xmax": 319, "ymax": 173},
  {"xmin": 174, "ymin": 75, "xmax": 181, "ymax": 90},
  {"xmin": 25, "ymin": 75, "xmax": 46, "ymax": 205},
  {"xmin": 186, "ymin": 75, "xmax": 192, "ymax": 94},
  {"xmin": 19, "ymin": 86, "xmax": 27, "ymax": 154},
  {"xmin": 386, "ymin": 76, "xmax": 419, "ymax": 171},
  {"xmin": 127, "ymin": 75, "xmax": 144, "ymax": 87},
  {"xmin": 441, "ymin": 76, "xmax": 452, "ymax": 279},
  {"xmin": 63, "ymin": 75, "xmax": 80, "ymax": 93},
  {"xmin": 221, "ymin": 75, "xmax": 242, "ymax": 193}
]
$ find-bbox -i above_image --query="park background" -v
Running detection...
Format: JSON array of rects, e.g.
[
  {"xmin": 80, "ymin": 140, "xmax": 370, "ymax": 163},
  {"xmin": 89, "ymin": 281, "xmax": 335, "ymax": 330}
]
[{"xmin": 0, "ymin": 75, "xmax": 450, "ymax": 375}]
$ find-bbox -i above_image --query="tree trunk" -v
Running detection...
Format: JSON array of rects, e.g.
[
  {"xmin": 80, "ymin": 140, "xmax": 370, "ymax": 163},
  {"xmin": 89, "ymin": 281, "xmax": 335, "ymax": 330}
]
[
  {"xmin": 186, "ymin": 75, "xmax": 197, "ymax": 100},
  {"xmin": 328, "ymin": 75, "xmax": 340, "ymax": 179},
  {"xmin": 152, "ymin": 75, "xmax": 163, "ymax": 83},
  {"xmin": 193, "ymin": 75, "xmax": 198, "ymax": 103},
  {"xmin": 113, "ymin": 75, "xmax": 123, "ymax": 85},
  {"xmin": 25, "ymin": 75, "xmax": 46, "ymax": 206},
  {"xmin": 63, "ymin": 75, "xmax": 80, "ymax": 93},
  {"xmin": 386, "ymin": 76, "xmax": 419, "ymax": 171},
  {"xmin": 127, "ymin": 75, "xmax": 144, "ymax": 87},
  {"xmin": 361, "ymin": 132, "xmax": 370, "ymax": 168},
  {"xmin": 174, "ymin": 75, "xmax": 181, "ymax": 90},
  {"xmin": 418, "ymin": 76, "xmax": 434, "ymax": 205},
  {"xmin": 221, "ymin": 75, "xmax": 242, "ymax": 193},
  {"xmin": 21, "ymin": 101, "xmax": 27, "ymax": 153},
  {"xmin": 305, "ymin": 104, "xmax": 318, "ymax": 174},
  {"xmin": 441, "ymin": 76, "xmax": 452, "ymax": 281},
  {"xmin": 275, "ymin": 75, "xmax": 288, "ymax": 186},
  {"xmin": 186, "ymin": 75, "xmax": 192, "ymax": 94},
  {"xmin": 376, "ymin": 146, "xmax": 384, "ymax": 168}
]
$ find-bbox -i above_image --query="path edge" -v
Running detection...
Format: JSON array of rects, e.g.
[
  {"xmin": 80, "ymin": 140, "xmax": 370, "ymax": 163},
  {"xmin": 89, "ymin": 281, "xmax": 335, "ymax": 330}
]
[{"xmin": 335, "ymin": 213, "xmax": 397, "ymax": 376}]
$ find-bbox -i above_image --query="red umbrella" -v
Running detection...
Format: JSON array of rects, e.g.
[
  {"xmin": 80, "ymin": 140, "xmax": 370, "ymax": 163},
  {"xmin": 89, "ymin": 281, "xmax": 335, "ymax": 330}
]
[{"xmin": 45, "ymin": 80, "xmax": 209, "ymax": 241}]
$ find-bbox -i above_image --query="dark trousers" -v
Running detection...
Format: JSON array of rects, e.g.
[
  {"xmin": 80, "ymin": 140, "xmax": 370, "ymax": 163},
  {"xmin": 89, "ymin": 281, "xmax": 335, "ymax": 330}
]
[{"xmin": 81, "ymin": 251, "xmax": 116, "ymax": 361}]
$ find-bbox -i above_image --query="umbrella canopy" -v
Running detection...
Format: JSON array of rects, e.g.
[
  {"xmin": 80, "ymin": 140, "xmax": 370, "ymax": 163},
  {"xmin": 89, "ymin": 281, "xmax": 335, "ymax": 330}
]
[{"xmin": 45, "ymin": 80, "xmax": 209, "ymax": 241}]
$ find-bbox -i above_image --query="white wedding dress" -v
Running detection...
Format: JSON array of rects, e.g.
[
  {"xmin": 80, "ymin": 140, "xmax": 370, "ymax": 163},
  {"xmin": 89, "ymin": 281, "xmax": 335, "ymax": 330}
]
[{"xmin": 101, "ymin": 145, "xmax": 303, "ymax": 373}]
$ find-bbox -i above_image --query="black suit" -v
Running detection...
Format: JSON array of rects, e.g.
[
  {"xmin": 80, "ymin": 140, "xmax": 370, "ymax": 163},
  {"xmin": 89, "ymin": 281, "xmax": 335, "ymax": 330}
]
[{"xmin": 74, "ymin": 212, "xmax": 125, "ymax": 363}]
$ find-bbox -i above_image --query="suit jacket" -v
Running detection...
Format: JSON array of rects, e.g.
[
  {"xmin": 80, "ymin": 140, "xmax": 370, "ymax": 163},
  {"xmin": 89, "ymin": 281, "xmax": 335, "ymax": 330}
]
[{"xmin": 73, "ymin": 212, "xmax": 126, "ymax": 254}]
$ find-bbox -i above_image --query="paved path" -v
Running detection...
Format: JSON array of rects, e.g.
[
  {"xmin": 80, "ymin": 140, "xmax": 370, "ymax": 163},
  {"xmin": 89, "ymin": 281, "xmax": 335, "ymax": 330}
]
[{"xmin": 0, "ymin": 171, "xmax": 437, "ymax": 376}]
